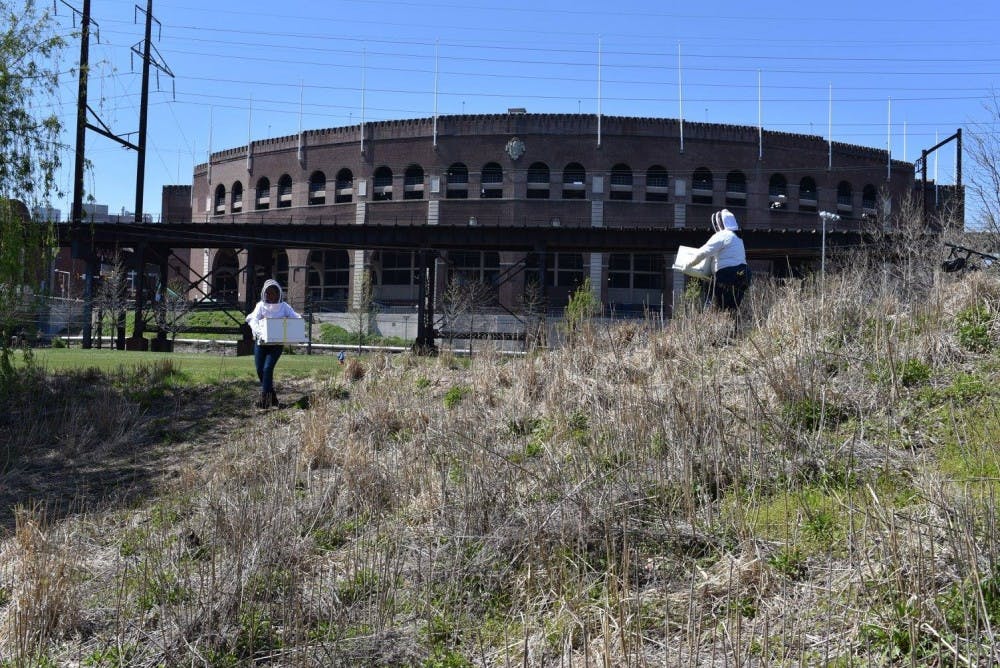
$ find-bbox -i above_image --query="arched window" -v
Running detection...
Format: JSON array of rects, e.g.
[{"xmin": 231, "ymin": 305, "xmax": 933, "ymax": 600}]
[
  {"xmin": 308, "ymin": 171, "xmax": 326, "ymax": 205},
  {"xmin": 646, "ymin": 165, "xmax": 669, "ymax": 202},
  {"xmin": 404, "ymin": 164, "xmax": 425, "ymax": 200},
  {"xmin": 211, "ymin": 249, "xmax": 239, "ymax": 302},
  {"xmin": 692, "ymin": 168, "xmax": 713, "ymax": 205},
  {"xmin": 481, "ymin": 162, "xmax": 503, "ymax": 199},
  {"xmin": 373, "ymin": 166, "xmax": 393, "ymax": 201},
  {"xmin": 725, "ymin": 171, "xmax": 746, "ymax": 206},
  {"xmin": 446, "ymin": 162, "xmax": 469, "ymax": 199},
  {"xmin": 335, "ymin": 168, "xmax": 353, "ymax": 203},
  {"xmin": 799, "ymin": 176, "xmax": 817, "ymax": 212},
  {"xmin": 769, "ymin": 173, "xmax": 788, "ymax": 209},
  {"xmin": 213, "ymin": 184, "xmax": 226, "ymax": 214},
  {"xmin": 837, "ymin": 181, "xmax": 853, "ymax": 214},
  {"xmin": 274, "ymin": 250, "xmax": 289, "ymax": 289},
  {"xmin": 306, "ymin": 250, "xmax": 351, "ymax": 304},
  {"xmin": 862, "ymin": 184, "xmax": 878, "ymax": 211},
  {"xmin": 562, "ymin": 162, "xmax": 586, "ymax": 200},
  {"xmin": 231, "ymin": 182, "xmax": 243, "ymax": 212},
  {"xmin": 610, "ymin": 163, "xmax": 633, "ymax": 201},
  {"xmin": 527, "ymin": 162, "xmax": 550, "ymax": 199},
  {"xmin": 277, "ymin": 174, "xmax": 293, "ymax": 208},
  {"xmin": 255, "ymin": 177, "xmax": 270, "ymax": 210}
]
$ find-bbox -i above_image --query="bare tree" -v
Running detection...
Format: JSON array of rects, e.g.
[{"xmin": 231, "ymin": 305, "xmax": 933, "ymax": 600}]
[
  {"xmin": 95, "ymin": 253, "xmax": 129, "ymax": 350},
  {"xmin": 518, "ymin": 278, "xmax": 548, "ymax": 351},
  {"xmin": 349, "ymin": 270, "xmax": 378, "ymax": 353},
  {"xmin": 440, "ymin": 277, "xmax": 493, "ymax": 355},
  {"xmin": 965, "ymin": 92, "xmax": 1000, "ymax": 238},
  {"xmin": 153, "ymin": 280, "xmax": 193, "ymax": 345}
]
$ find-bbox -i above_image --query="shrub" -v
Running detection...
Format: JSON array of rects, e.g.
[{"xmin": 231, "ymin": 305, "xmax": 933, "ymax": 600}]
[{"xmin": 956, "ymin": 305, "xmax": 995, "ymax": 352}]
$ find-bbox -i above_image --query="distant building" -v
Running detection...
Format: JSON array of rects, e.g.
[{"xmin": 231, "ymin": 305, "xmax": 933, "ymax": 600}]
[
  {"xmin": 163, "ymin": 113, "xmax": 955, "ymax": 315},
  {"xmin": 32, "ymin": 206, "xmax": 62, "ymax": 223}
]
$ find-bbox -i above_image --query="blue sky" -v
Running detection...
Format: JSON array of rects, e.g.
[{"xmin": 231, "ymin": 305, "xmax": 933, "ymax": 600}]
[{"xmin": 45, "ymin": 0, "xmax": 999, "ymax": 223}]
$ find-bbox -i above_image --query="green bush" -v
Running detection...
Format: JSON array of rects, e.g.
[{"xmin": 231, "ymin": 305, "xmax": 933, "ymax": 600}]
[
  {"xmin": 318, "ymin": 323, "xmax": 411, "ymax": 347},
  {"xmin": 956, "ymin": 305, "xmax": 995, "ymax": 353}
]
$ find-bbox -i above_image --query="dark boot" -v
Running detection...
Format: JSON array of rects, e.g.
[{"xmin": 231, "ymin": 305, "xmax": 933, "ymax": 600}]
[
  {"xmin": 256, "ymin": 391, "xmax": 270, "ymax": 409},
  {"xmin": 269, "ymin": 390, "xmax": 279, "ymax": 408}
]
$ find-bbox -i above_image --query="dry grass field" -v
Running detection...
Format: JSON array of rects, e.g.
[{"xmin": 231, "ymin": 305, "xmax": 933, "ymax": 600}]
[{"xmin": 1, "ymin": 237, "xmax": 999, "ymax": 666}]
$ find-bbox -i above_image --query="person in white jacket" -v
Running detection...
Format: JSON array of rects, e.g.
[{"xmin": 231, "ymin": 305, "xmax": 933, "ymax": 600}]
[
  {"xmin": 245, "ymin": 279, "xmax": 301, "ymax": 408},
  {"xmin": 686, "ymin": 209, "xmax": 751, "ymax": 310}
]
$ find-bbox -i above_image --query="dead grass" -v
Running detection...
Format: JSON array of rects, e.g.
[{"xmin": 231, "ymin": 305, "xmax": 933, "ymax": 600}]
[{"xmin": 1, "ymin": 241, "xmax": 999, "ymax": 666}]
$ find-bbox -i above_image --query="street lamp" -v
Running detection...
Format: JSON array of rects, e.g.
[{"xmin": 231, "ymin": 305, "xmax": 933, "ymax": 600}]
[{"xmin": 818, "ymin": 211, "xmax": 841, "ymax": 282}]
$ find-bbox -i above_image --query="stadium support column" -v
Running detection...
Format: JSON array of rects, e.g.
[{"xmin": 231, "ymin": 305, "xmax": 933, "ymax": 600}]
[
  {"xmin": 589, "ymin": 176, "xmax": 605, "ymax": 305},
  {"xmin": 126, "ymin": 243, "xmax": 149, "ymax": 350},
  {"xmin": 413, "ymin": 250, "xmax": 438, "ymax": 354}
]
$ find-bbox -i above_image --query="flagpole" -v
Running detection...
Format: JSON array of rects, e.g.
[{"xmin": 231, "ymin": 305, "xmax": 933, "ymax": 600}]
[
  {"xmin": 246, "ymin": 94, "xmax": 253, "ymax": 172},
  {"xmin": 361, "ymin": 47, "xmax": 367, "ymax": 155},
  {"xmin": 596, "ymin": 35, "xmax": 602, "ymax": 147},
  {"xmin": 757, "ymin": 69, "xmax": 762, "ymax": 160},
  {"xmin": 297, "ymin": 80, "xmax": 304, "ymax": 163},
  {"xmin": 886, "ymin": 96, "xmax": 891, "ymax": 181},
  {"xmin": 433, "ymin": 39, "xmax": 439, "ymax": 148},
  {"xmin": 827, "ymin": 83, "xmax": 832, "ymax": 170},
  {"xmin": 678, "ymin": 43, "xmax": 684, "ymax": 153}
]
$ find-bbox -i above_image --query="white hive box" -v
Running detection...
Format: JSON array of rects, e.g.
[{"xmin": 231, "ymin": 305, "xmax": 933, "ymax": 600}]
[
  {"xmin": 260, "ymin": 317, "xmax": 306, "ymax": 344},
  {"xmin": 672, "ymin": 246, "xmax": 713, "ymax": 280}
]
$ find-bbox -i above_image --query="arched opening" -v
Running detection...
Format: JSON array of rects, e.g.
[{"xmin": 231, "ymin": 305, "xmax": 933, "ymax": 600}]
[
  {"xmin": 725, "ymin": 171, "xmax": 746, "ymax": 206},
  {"xmin": 609, "ymin": 163, "xmax": 633, "ymax": 201},
  {"xmin": 692, "ymin": 167, "xmax": 713, "ymax": 205},
  {"xmin": 211, "ymin": 249, "xmax": 239, "ymax": 302},
  {"xmin": 446, "ymin": 163, "xmax": 469, "ymax": 199},
  {"xmin": 255, "ymin": 177, "xmax": 270, "ymax": 210},
  {"xmin": 769, "ymin": 173, "xmax": 788, "ymax": 209},
  {"xmin": 404, "ymin": 164, "xmax": 425, "ymax": 200},
  {"xmin": 213, "ymin": 184, "xmax": 226, "ymax": 214},
  {"xmin": 527, "ymin": 162, "xmax": 550, "ymax": 199},
  {"xmin": 373, "ymin": 166, "xmax": 393, "ymax": 201},
  {"xmin": 231, "ymin": 182, "xmax": 243, "ymax": 212},
  {"xmin": 837, "ymin": 180, "xmax": 853, "ymax": 215},
  {"xmin": 308, "ymin": 171, "xmax": 326, "ymax": 205},
  {"xmin": 562, "ymin": 162, "xmax": 586, "ymax": 200},
  {"xmin": 646, "ymin": 165, "xmax": 669, "ymax": 202},
  {"xmin": 480, "ymin": 162, "xmax": 503, "ymax": 199},
  {"xmin": 335, "ymin": 168, "xmax": 354, "ymax": 203},
  {"xmin": 277, "ymin": 174, "xmax": 293, "ymax": 208}
]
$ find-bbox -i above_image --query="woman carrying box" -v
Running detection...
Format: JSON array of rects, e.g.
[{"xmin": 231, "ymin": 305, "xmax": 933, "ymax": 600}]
[
  {"xmin": 246, "ymin": 279, "xmax": 302, "ymax": 408},
  {"xmin": 685, "ymin": 209, "xmax": 751, "ymax": 311}
]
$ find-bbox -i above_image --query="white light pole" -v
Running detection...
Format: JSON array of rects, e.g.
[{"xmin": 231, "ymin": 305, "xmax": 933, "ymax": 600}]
[{"xmin": 819, "ymin": 211, "xmax": 840, "ymax": 282}]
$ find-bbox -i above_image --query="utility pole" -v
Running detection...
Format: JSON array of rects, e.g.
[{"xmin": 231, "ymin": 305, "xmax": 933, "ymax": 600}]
[
  {"xmin": 67, "ymin": 0, "xmax": 97, "ymax": 348},
  {"xmin": 132, "ymin": 0, "xmax": 173, "ymax": 222},
  {"xmin": 65, "ymin": 0, "xmax": 171, "ymax": 348},
  {"xmin": 135, "ymin": 0, "xmax": 153, "ymax": 223}
]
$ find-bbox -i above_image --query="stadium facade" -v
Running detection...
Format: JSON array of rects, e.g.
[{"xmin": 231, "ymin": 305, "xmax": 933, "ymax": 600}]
[{"xmin": 166, "ymin": 112, "xmax": 916, "ymax": 315}]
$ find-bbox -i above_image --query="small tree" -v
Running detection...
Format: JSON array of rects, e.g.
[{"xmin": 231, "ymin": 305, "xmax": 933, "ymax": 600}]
[
  {"xmin": 154, "ymin": 281, "xmax": 193, "ymax": 343},
  {"xmin": 562, "ymin": 277, "xmax": 600, "ymax": 346},
  {"xmin": 518, "ymin": 278, "xmax": 548, "ymax": 350},
  {"xmin": 349, "ymin": 270, "xmax": 378, "ymax": 352},
  {"xmin": 95, "ymin": 253, "xmax": 129, "ymax": 350},
  {"xmin": 441, "ymin": 277, "xmax": 492, "ymax": 356}
]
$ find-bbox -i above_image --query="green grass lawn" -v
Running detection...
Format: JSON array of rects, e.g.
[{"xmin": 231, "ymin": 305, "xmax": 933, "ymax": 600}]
[{"xmin": 20, "ymin": 347, "xmax": 347, "ymax": 384}]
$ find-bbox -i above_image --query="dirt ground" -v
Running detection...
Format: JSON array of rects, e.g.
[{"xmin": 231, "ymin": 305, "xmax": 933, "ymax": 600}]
[{"xmin": 0, "ymin": 377, "xmax": 318, "ymax": 538}]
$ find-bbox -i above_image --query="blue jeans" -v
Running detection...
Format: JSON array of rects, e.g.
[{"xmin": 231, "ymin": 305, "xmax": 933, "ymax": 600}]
[
  {"xmin": 713, "ymin": 264, "xmax": 751, "ymax": 310},
  {"xmin": 254, "ymin": 343, "xmax": 284, "ymax": 394}
]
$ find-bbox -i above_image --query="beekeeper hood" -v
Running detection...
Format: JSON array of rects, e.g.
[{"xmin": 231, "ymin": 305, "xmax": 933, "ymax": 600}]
[{"xmin": 261, "ymin": 279, "xmax": 283, "ymax": 303}]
